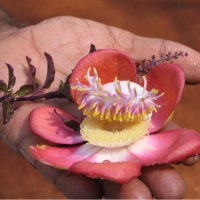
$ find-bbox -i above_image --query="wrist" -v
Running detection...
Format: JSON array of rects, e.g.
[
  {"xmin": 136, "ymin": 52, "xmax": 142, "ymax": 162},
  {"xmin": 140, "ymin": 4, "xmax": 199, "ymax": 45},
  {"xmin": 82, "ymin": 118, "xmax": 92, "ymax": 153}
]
[{"xmin": 0, "ymin": 6, "xmax": 30, "ymax": 35}]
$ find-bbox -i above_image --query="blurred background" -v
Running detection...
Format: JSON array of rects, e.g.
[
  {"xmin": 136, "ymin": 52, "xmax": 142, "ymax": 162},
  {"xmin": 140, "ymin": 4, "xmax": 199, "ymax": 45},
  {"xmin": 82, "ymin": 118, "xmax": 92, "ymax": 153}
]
[{"xmin": 0, "ymin": 0, "xmax": 200, "ymax": 198}]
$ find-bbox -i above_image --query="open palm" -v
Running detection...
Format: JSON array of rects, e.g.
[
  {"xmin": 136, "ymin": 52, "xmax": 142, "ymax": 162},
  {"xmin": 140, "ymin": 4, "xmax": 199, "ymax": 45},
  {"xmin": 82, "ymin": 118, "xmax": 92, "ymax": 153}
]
[{"xmin": 0, "ymin": 16, "xmax": 200, "ymax": 199}]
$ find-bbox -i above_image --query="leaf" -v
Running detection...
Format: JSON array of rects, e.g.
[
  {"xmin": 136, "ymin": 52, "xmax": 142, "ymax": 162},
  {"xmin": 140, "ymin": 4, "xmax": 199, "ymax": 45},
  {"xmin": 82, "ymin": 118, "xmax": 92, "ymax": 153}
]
[
  {"xmin": 42, "ymin": 52, "xmax": 55, "ymax": 89},
  {"xmin": 26, "ymin": 56, "xmax": 39, "ymax": 90},
  {"xmin": 7, "ymin": 89, "xmax": 13, "ymax": 96},
  {"xmin": 2, "ymin": 101, "xmax": 14, "ymax": 124},
  {"xmin": 5, "ymin": 63, "xmax": 16, "ymax": 90},
  {"xmin": 14, "ymin": 84, "xmax": 34, "ymax": 96},
  {"xmin": 89, "ymin": 44, "xmax": 96, "ymax": 53},
  {"xmin": 59, "ymin": 80, "xmax": 65, "ymax": 90},
  {"xmin": 54, "ymin": 109, "xmax": 80, "ymax": 132},
  {"xmin": 59, "ymin": 75, "xmax": 73, "ymax": 101},
  {"xmin": 0, "ymin": 80, "xmax": 7, "ymax": 93}
]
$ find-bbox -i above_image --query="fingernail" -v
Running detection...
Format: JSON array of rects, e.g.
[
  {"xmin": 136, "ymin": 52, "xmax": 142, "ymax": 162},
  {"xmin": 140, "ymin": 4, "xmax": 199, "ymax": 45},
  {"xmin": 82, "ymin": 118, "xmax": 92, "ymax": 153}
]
[
  {"xmin": 193, "ymin": 154, "xmax": 200, "ymax": 161},
  {"xmin": 30, "ymin": 162, "xmax": 36, "ymax": 169}
]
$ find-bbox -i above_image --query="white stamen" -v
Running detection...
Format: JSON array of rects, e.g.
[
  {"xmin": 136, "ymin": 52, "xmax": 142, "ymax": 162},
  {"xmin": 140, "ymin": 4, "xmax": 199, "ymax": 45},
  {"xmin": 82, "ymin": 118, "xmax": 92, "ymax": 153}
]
[{"xmin": 71, "ymin": 68, "xmax": 164, "ymax": 122}]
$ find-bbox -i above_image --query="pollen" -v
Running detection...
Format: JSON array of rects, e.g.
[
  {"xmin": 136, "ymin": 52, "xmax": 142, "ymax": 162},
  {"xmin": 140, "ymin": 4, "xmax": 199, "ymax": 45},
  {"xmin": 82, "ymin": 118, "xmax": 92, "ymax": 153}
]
[{"xmin": 80, "ymin": 116, "xmax": 150, "ymax": 148}]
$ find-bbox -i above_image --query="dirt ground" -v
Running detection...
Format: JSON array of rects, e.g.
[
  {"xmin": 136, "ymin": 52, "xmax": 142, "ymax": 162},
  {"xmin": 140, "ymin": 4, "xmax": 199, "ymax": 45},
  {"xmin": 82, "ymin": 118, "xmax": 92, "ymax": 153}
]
[{"xmin": 0, "ymin": 0, "xmax": 200, "ymax": 198}]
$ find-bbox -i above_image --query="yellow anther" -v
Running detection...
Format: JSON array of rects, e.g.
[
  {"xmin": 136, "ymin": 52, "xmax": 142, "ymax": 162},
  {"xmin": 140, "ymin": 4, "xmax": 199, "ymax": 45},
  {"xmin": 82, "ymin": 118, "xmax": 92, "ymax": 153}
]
[
  {"xmin": 105, "ymin": 109, "xmax": 111, "ymax": 118},
  {"xmin": 93, "ymin": 111, "xmax": 100, "ymax": 117},
  {"xmin": 113, "ymin": 113, "xmax": 117, "ymax": 120},
  {"xmin": 116, "ymin": 88, "xmax": 120, "ymax": 93},
  {"xmin": 113, "ymin": 101, "xmax": 117, "ymax": 106},
  {"xmin": 91, "ymin": 102, "xmax": 98, "ymax": 108},
  {"xmin": 100, "ymin": 110, "xmax": 105, "ymax": 119},
  {"xmin": 128, "ymin": 111, "xmax": 131, "ymax": 118},
  {"xmin": 78, "ymin": 103, "xmax": 85, "ymax": 110}
]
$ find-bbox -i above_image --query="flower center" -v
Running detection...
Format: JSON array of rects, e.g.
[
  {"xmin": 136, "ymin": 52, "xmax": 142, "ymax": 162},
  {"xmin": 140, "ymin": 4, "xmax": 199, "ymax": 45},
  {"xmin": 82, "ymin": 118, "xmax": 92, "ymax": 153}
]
[
  {"xmin": 80, "ymin": 116, "xmax": 150, "ymax": 147},
  {"xmin": 71, "ymin": 67, "xmax": 164, "ymax": 147}
]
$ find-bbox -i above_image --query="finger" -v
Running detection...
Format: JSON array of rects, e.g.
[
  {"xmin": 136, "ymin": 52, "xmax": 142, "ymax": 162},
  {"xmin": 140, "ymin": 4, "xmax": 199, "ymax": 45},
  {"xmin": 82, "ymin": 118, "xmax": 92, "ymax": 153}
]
[
  {"xmin": 101, "ymin": 178, "xmax": 152, "ymax": 199},
  {"xmin": 34, "ymin": 162, "xmax": 103, "ymax": 199},
  {"xmin": 160, "ymin": 121, "xmax": 200, "ymax": 166},
  {"xmin": 27, "ymin": 159, "xmax": 103, "ymax": 199},
  {"xmin": 182, "ymin": 155, "xmax": 200, "ymax": 166},
  {"xmin": 140, "ymin": 165, "xmax": 186, "ymax": 199},
  {"xmin": 161, "ymin": 121, "xmax": 180, "ymax": 131},
  {"xmin": 53, "ymin": 173, "xmax": 102, "ymax": 199},
  {"xmin": 127, "ymin": 36, "xmax": 200, "ymax": 84}
]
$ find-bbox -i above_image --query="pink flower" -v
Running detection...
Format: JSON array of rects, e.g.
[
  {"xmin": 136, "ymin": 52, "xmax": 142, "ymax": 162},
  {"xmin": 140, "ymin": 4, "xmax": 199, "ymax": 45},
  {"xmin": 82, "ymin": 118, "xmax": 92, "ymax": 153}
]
[{"xmin": 29, "ymin": 49, "xmax": 200, "ymax": 183}]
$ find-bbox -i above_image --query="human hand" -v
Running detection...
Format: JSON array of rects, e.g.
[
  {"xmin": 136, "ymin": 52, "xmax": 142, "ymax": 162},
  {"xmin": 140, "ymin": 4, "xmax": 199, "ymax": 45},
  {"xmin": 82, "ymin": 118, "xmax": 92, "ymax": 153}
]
[{"xmin": 0, "ymin": 16, "xmax": 200, "ymax": 199}]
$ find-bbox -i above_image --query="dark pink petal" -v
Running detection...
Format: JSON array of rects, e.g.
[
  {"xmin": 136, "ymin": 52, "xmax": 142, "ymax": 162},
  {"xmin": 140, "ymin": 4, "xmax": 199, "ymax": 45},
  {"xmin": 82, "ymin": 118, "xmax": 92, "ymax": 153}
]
[
  {"xmin": 29, "ymin": 106, "xmax": 84, "ymax": 144},
  {"xmin": 127, "ymin": 128, "xmax": 200, "ymax": 166},
  {"xmin": 30, "ymin": 144, "xmax": 101, "ymax": 169},
  {"xmin": 69, "ymin": 49, "xmax": 137, "ymax": 102},
  {"xmin": 141, "ymin": 63, "xmax": 185, "ymax": 132},
  {"xmin": 69, "ymin": 147, "xmax": 142, "ymax": 183},
  {"xmin": 69, "ymin": 160, "xmax": 141, "ymax": 184}
]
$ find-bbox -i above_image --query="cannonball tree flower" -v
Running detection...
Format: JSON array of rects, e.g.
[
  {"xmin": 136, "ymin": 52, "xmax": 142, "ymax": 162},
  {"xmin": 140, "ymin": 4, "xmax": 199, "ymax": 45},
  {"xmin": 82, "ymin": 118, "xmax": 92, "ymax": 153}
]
[{"xmin": 29, "ymin": 49, "xmax": 200, "ymax": 184}]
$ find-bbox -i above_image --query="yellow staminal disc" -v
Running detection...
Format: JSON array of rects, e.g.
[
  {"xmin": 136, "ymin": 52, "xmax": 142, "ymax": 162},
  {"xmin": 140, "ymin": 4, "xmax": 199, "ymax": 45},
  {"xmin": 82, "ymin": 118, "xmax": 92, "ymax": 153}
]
[{"xmin": 80, "ymin": 116, "xmax": 150, "ymax": 148}]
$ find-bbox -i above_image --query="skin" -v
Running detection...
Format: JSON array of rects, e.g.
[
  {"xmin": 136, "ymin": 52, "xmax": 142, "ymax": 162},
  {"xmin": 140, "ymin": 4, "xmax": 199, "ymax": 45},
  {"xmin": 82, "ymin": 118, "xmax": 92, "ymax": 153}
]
[{"xmin": 0, "ymin": 16, "xmax": 200, "ymax": 199}]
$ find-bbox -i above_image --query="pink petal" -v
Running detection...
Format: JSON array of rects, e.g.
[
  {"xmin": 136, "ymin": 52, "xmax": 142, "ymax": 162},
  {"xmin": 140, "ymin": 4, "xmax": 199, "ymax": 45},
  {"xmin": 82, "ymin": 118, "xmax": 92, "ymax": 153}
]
[
  {"xmin": 29, "ymin": 106, "xmax": 84, "ymax": 144},
  {"xmin": 141, "ymin": 64, "xmax": 185, "ymax": 132},
  {"xmin": 69, "ymin": 147, "xmax": 142, "ymax": 183},
  {"xmin": 127, "ymin": 128, "xmax": 200, "ymax": 166},
  {"xmin": 69, "ymin": 49, "xmax": 137, "ymax": 102},
  {"xmin": 30, "ymin": 143, "xmax": 101, "ymax": 169}
]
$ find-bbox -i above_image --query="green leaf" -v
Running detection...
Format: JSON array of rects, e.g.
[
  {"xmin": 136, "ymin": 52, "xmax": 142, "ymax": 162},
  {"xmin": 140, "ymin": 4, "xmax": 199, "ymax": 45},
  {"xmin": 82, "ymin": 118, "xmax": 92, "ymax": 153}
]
[
  {"xmin": 59, "ymin": 75, "xmax": 73, "ymax": 101},
  {"xmin": 59, "ymin": 80, "xmax": 65, "ymax": 90},
  {"xmin": 0, "ymin": 80, "xmax": 7, "ymax": 92},
  {"xmin": 7, "ymin": 89, "xmax": 13, "ymax": 96},
  {"xmin": 2, "ymin": 102, "xmax": 14, "ymax": 124},
  {"xmin": 5, "ymin": 63, "xmax": 16, "ymax": 90},
  {"xmin": 14, "ymin": 84, "xmax": 34, "ymax": 96},
  {"xmin": 26, "ymin": 56, "xmax": 39, "ymax": 90},
  {"xmin": 42, "ymin": 52, "xmax": 55, "ymax": 89}
]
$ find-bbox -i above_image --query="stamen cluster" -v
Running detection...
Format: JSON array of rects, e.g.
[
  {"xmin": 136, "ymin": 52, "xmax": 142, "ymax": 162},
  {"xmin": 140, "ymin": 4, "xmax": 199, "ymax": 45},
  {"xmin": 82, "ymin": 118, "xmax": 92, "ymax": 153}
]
[{"xmin": 71, "ymin": 68, "xmax": 164, "ymax": 122}]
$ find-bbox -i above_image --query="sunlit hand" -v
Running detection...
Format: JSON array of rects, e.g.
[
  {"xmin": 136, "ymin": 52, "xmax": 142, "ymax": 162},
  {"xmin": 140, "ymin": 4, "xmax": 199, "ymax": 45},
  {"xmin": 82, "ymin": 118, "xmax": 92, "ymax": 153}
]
[{"xmin": 0, "ymin": 16, "xmax": 200, "ymax": 199}]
